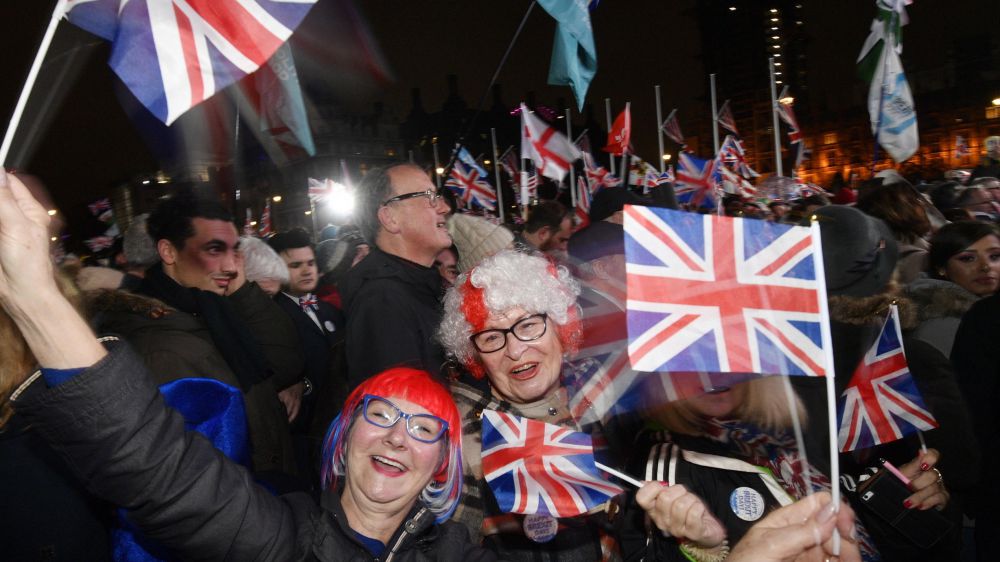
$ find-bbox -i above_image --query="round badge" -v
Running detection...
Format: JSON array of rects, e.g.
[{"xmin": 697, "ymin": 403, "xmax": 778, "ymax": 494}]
[
  {"xmin": 522, "ymin": 514, "xmax": 558, "ymax": 543},
  {"xmin": 729, "ymin": 487, "xmax": 766, "ymax": 522},
  {"xmin": 324, "ymin": 320, "xmax": 336, "ymax": 333}
]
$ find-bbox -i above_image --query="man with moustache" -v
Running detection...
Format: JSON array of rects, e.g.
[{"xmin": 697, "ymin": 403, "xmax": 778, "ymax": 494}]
[
  {"xmin": 341, "ymin": 163, "xmax": 453, "ymax": 387},
  {"xmin": 98, "ymin": 190, "xmax": 298, "ymax": 479}
]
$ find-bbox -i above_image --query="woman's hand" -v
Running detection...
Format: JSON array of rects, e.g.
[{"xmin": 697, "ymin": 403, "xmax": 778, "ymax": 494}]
[
  {"xmin": 898, "ymin": 448, "xmax": 949, "ymax": 511},
  {"xmin": 0, "ymin": 171, "xmax": 55, "ymax": 302},
  {"xmin": 728, "ymin": 492, "xmax": 860, "ymax": 562},
  {"xmin": 636, "ymin": 482, "xmax": 727, "ymax": 549}
]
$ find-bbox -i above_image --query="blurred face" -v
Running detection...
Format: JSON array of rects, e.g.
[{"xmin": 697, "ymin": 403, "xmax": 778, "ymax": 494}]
[
  {"xmin": 435, "ymin": 249, "xmax": 459, "ymax": 287},
  {"xmin": 540, "ymin": 217, "xmax": 573, "ymax": 253},
  {"xmin": 280, "ymin": 246, "xmax": 317, "ymax": 297},
  {"xmin": 381, "ymin": 166, "xmax": 452, "ymax": 262},
  {"xmin": 256, "ymin": 278, "xmax": 282, "ymax": 296},
  {"xmin": 686, "ymin": 382, "xmax": 749, "ymax": 419},
  {"xmin": 344, "ymin": 396, "xmax": 444, "ymax": 516},
  {"xmin": 963, "ymin": 189, "xmax": 999, "ymax": 217},
  {"xmin": 943, "ymin": 235, "xmax": 1000, "ymax": 296},
  {"xmin": 160, "ymin": 218, "xmax": 239, "ymax": 295},
  {"xmin": 477, "ymin": 307, "xmax": 564, "ymax": 404}
]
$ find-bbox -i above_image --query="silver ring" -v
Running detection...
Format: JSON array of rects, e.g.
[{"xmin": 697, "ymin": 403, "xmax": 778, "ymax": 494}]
[{"xmin": 932, "ymin": 467, "xmax": 943, "ymax": 484}]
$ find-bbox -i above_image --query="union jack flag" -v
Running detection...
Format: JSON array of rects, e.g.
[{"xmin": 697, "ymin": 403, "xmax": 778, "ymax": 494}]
[
  {"xmin": 581, "ymin": 151, "xmax": 621, "ymax": 190},
  {"xmin": 718, "ymin": 135, "xmax": 760, "ymax": 179},
  {"xmin": 88, "ymin": 197, "xmax": 114, "ymax": 222},
  {"xmin": 243, "ymin": 208, "xmax": 255, "ymax": 236},
  {"xmin": 716, "ymin": 100, "xmax": 739, "ymax": 136},
  {"xmin": 445, "ymin": 161, "xmax": 497, "ymax": 211},
  {"xmin": 480, "ymin": 410, "xmax": 624, "ymax": 517},
  {"xmin": 259, "ymin": 200, "xmax": 272, "ymax": 237},
  {"xmin": 84, "ymin": 235, "xmax": 116, "ymax": 253},
  {"xmin": 308, "ymin": 177, "xmax": 334, "ymax": 201},
  {"xmin": 674, "ymin": 152, "xmax": 719, "ymax": 207},
  {"xmin": 719, "ymin": 165, "xmax": 758, "ymax": 198},
  {"xmin": 657, "ymin": 166, "xmax": 675, "ymax": 185},
  {"xmin": 65, "ymin": 0, "xmax": 318, "ymax": 125},
  {"xmin": 623, "ymin": 205, "xmax": 831, "ymax": 376},
  {"xmin": 776, "ymin": 98, "xmax": 803, "ymax": 145},
  {"xmin": 573, "ymin": 176, "xmax": 593, "ymax": 230},
  {"xmin": 955, "ymin": 135, "xmax": 970, "ymax": 158},
  {"xmin": 660, "ymin": 109, "xmax": 685, "ymax": 146},
  {"xmin": 837, "ymin": 304, "xmax": 938, "ymax": 452}
]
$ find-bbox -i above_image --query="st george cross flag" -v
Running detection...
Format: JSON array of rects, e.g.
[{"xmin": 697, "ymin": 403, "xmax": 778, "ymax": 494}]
[
  {"xmin": 537, "ymin": 0, "xmax": 597, "ymax": 111},
  {"xmin": 716, "ymin": 100, "xmax": 739, "ymax": 136},
  {"xmin": 480, "ymin": 409, "xmax": 623, "ymax": 517},
  {"xmin": 521, "ymin": 103, "xmax": 582, "ymax": 181},
  {"xmin": 837, "ymin": 304, "xmax": 937, "ymax": 452},
  {"xmin": 64, "ymin": 0, "xmax": 318, "ymax": 125},
  {"xmin": 603, "ymin": 103, "xmax": 631, "ymax": 156},
  {"xmin": 623, "ymin": 205, "xmax": 831, "ymax": 376},
  {"xmin": 445, "ymin": 161, "xmax": 497, "ymax": 211}
]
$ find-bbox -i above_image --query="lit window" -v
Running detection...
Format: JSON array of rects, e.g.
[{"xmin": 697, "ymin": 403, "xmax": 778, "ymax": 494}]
[
  {"xmin": 776, "ymin": 80, "xmax": 783, "ymax": 84},
  {"xmin": 770, "ymin": 8, "xmax": 778, "ymax": 13},
  {"xmin": 729, "ymin": 6, "xmax": 736, "ymax": 11},
  {"xmin": 774, "ymin": 62, "xmax": 782, "ymax": 66},
  {"xmin": 771, "ymin": 26, "xmax": 778, "ymax": 30},
  {"xmin": 823, "ymin": 132, "xmax": 838, "ymax": 145}
]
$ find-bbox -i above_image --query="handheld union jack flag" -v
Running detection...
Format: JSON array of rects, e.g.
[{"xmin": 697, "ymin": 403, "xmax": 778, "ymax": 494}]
[
  {"xmin": 581, "ymin": 151, "xmax": 621, "ymax": 190},
  {"xmin": 480, "ymin": 410, "xmax": 624, "ymax": 517},
  {"xmin": 623, "ymin": 205, "xmax": 831, "ymax": 376},
  {"xmin": 65, "ymin": 0, "xmax": 318, "ymax": 125},
  {"xmin": 776, "ymin": 97, "xmax": 808, "ymax": 168},
  {"xmin": 445, "ymin": 161, "xmax": 497, "ymax": 211},
  {"xmin": 837, "ymin": 304, "xmax": 938, "ymax": 452},
  {"xmin": 674, "ymin": 152, "xmax": 719, "ymax": 207}
]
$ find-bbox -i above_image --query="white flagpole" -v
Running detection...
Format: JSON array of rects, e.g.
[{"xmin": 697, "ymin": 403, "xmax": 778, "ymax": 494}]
[
  {"xmin": 408, "ymin": 150, "xmax": 415, "ymax": 164},
  {"xmin": 432, "ymin": 141, "xmax": 442, "ymax": 189},
  {"xmin": 566, "ymin": 107, "xmax": 577, "ymax": 209},
  {"xmin": 490, "ymin": 127, "xmax": 505, "ymax": 223},
  {"xmin": 605, "ymin": 98, "xmax": 615, "ymax": 176},
  {"xmin": 769, "ymin": 58, "xmax": 784, "ymax": 177},
  {"xmin": 655, "ymin": 85, "xmax": 666, "ymax": 174},
  {"xmin": 710, "ymin": 74, "xmax": 720, "ymax": 154},
  {"xmin": 1, "ymin": 0, "xmax": 69, "ymax": 166}
]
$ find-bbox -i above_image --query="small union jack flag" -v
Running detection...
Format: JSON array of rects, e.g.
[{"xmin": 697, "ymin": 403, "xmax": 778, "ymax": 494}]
[
  {"xmin": 308, "ymin": 177, "xmax": 334, "ymax": 201},
  {"xmin": 65, "ymin": 0, "xmax": 318, "ymax": 125},
  {"xmin": 573, "ymin": 176, "xmax": 593, "ymax": 230},
  {"xmin": 718, "ymin": 135, "xmax": 760, "ymax": 179},
  {"xmin": 480, "ymin": 410, "xmax": 624, "ymax": 518},
  {"xmin": 581, "ymin": 151, "xmax": 621, "ymax": 191},
  {"xmin": 955, "ymin": 135, "xmax": 970, "ymax": 159},
  {"xmin": 776, "ymin": 98, "xmax": 803, "ymax": 145},
  {"xmin": 445, "ymin": 161, "xmax": 497, "ymax": 211},
  {"xmin": 660, "ymin": 109, "xmax": 685, "ymax": 146},
  {"xmin": 623, "ymin": 205, "xmax": 831, "ymax": 376},
  {"xmin": 716, "ymin": 100, "xmax": 739, "ymax": 136},
  {"xmin": 837, "ymin": 304, "xmax": 938, "ymax": 452},
  {"xmin": 674, "ymin": 152, "xmax": 719, "ymax": 207},
  {"xmin": 259, "ymin": 200, "xmax": 272, "ymax": 237}
]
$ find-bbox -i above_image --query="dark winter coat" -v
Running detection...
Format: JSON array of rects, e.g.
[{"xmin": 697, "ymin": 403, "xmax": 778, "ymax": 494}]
[
  {"xmin": 904, "ymin": 277, "xmax": 980, "ymax": 357},
  {"xmin": 340, "ymin": 248, "xmax": 446, "ymax": 388},
  {"xmin": 13, "ymin": 342, "xmax": 497, "ymax": 562}
]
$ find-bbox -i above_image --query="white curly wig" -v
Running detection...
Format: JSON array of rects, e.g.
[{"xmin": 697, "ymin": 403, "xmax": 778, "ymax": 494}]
[
  {"xmin": 239, "ymin": 236, "xmax": 290, "ymax": 285},
  {"xmin": 438, "ymin": 249, "xmax": 581, "ymax": 379}
]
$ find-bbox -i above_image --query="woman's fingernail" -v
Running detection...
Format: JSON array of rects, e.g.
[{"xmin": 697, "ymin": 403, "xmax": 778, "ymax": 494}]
[
  {"xmin": 903, "ymin": 499, "xmax": 913, "ymax": 509},
  {"xmin": 818, "ymin": 501, "xmax": 837, "ymax": 523},
  {"xmin": 920, "ymin": 463, "xmax": 930, "ymax": 471}
]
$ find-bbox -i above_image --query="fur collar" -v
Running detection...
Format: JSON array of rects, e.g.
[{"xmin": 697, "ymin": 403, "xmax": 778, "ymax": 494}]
[
  {"xmin": 827, "ymin": 291, "xmax": 918, "ymax": 330},
  {"xmin": 83, "ymin": 289, "xmax": 176, "ymax": 320},
  {"xmin": 904, "ymin": 278, "xmax": 980, "ymax": 321}
]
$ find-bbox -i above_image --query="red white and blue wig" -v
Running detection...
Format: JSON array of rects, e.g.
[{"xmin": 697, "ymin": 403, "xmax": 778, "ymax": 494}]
[{"xmin": 320, "ymin": 367, "xmax": 463, "ymax": 523}]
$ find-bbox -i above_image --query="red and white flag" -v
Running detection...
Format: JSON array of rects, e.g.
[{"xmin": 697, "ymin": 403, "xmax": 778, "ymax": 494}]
[
  {"xmin": 603, "ymin": 103, "xmax": 631, "ymax": 156},
  {"xmin": 520, "ymin": 103, "xmax": 581, "ymax": 181},
  {"xmin": 243, "ymin": 208, "xmax": 255, "ymax": 236},
  {"xmin": 259, "ymin": 200, "xmax": 273, "ymax": 237}
]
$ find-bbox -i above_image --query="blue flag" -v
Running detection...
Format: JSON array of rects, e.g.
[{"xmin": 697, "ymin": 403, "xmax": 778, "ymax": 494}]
[{"xmin": 538, "ymin": 0, "xmax": 597, "ymax": 111}]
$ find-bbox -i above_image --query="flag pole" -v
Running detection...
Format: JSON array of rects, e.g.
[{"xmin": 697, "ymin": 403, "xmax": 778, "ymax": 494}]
[
  {"xmin": 655, "ymin": 85, "xmax": 666, "ymax": 174},
  {"xmin": 710, "ymin": 74, "xmax": 720, "ymax": 154},
  {"xmin": 566, "ymin": 108, "xmax": 577, "ymax": 210},
  {"xmin": 1, "ymin": 0, "xmax": 69, "ymax": 166},
  {"xmin": 433, "ymin": 141, "xmax": 442, "ymax": 190},
  {"xmin": 769, "ymin": 58, "xmax": 784, "ymax": 178},
  {"xmin": 605, "ymin": 98, "xmax": 615, "ymax": 176},
  {"xmin": 408, "ymin": 150, "xmax": 415, "ymax": 164},
  {"xmin": 491, "ymin": 127, "xmax": 505, "ymax": 223}
]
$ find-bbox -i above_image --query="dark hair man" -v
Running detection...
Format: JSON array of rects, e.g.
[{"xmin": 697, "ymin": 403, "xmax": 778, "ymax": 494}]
[
  {"xmin": 340, "ymin": 163, "xmax": 452, "ymax": 387},
  {"xmin": 515, "ymin": 199, "xmax": 572, "ymax": 255}
]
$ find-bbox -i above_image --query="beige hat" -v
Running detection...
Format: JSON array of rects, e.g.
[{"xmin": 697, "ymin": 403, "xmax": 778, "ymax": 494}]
[{"xmin": 447, "ymin": 213, "xmax": 514, "ymax": 272}]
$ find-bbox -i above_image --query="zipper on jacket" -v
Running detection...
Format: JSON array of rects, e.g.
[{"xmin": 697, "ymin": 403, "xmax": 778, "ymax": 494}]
[{"xmin": 384, "ymin": 507, "xmax": 430, "ymax": 562}]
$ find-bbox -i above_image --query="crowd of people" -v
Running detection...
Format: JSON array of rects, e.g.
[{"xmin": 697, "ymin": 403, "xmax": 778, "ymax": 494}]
[{"xmin": 2, "ymin": 143, "xmax": 1000, "ymax": 561}]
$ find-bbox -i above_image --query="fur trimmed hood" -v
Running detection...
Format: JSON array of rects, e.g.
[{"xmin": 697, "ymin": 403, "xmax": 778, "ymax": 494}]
[
  {"xmin": 827, "ymin": 290, "xmax": 918, "ymax": 330},
  {"xmin": 83, "ymin": 288, "xmax": 176, "ymax": 321},
  {"xmin": 904, "ymin": 277, "xmax": 980, "ymax": 322}
]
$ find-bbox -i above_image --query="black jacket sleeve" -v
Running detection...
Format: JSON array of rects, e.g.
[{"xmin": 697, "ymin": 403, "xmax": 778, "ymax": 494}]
[
  {"xmin": 229, "ymin": 282, "xmax": 306, "ymax": 391},
  {"xmin": 14, "ymin": 342, "xmax": 309, "ymax": 561}
]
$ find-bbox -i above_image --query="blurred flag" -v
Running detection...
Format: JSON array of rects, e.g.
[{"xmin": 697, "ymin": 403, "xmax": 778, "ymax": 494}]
[
  {"xmin": 308, "ymin": 177, "xmax": 334, "ymax": 201},
  {"xmin": 776, "ymin": 99, "xmax": 809, "ymax": 169},
  {"xmin": 716, "ymin": 100, "xmax": 739, "ymax": 136},
  {"xmin": 623, "ymin": 205, "xmax": 830, "ymax": 376},
  {"xmin": 581, "ymin": 151, "xmax": 621, "ymax": 191},
  {"xmin": 538, "ymin": 0, "xmax": 597, "ymax": 111},
  {"xmin": 838, "ymin": 304, "xmax": 938, "ymax": 452},
  {"xmin": 88, "ymin": 197, "xmax": 113, "ymax": 222},
  {"xmin": 445, "ymin": 161, "xmax": 497, "ymax": 211},
  {"xmin": 456, "ymin": 146, "xmax": 489, "ymax": 178},
  {"xmin": 719, "ymin": 135, "xmax": 759, "ymax": 179},
  {"xmin": 480, "ymin": 410, "xmax": 623, "ymax": 517},
  {"xmin": 660, "ymin": 110, "xmax": 685, "ymax": 146},
  {"xmin": 521, "ymin": 103, "xmax": 581, "ymax": 181},
  {"xmin": 627, "ymin": 156, "xmax": 660, "ymax": 193},
  {"xmin": 243, "ymin": 208, "xmax": 255, "ymax": 236},
  {"xmin": 64, "ymin": 0, "xmax": 318, "ymax": 125},
  {"xmin": 603, "ymin": 103, "xmax": 631, "ymax": 156},
  {"xmin": 674, "ymin": 152, "xmax": 719, "ymax": 207},
  {"xmin": 955, "ymin": 135, "xmax": 970, "ymax": 158},
  {"xmin": 574, "ymin": 176, "xmax": 593, "ymax": 230},
  {"xmin": 259, "ymin": 200, "xmax": 272, "ymax": 237}
]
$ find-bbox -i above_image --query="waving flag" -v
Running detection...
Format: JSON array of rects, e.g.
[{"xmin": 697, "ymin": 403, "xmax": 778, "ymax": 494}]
[
  {"xmin": 776, "ymin": 98, "xmax": 809, "ymax": 169},
  {"xmin": 243, "ymin": 208, "xmax": 255, "ymax": 236},
  {"xmin": 623, "ymin": 205, "xmax": 830, "ymax": 376},
  {"xmin": 88, "ymin": 197, "xmax": 114, "ymax": 222},
  {"xmin": 445, "ymin": 161, "xmax": 497, "ymax": 211},
  {"xmin": 717, "ymin": 100, "xmax": 739, "ymax": 136},
  {"xmin": 838, "ymin": 304, "xmax": 937, "ymax": 452},
  {"xmin": 538, "ymin": 0, "xmax": 597, "ymax": 111},
  {"xmin": 573, "ymin": 176, "xmax": 594, "ymax": 230},
  {"xmin": 521, "ymin": 103, "xmax": 582, "ymax": 181},
  {"xmin": 660, "ymin": 110, "xmax": 685, "ymax": 146},
  {"xmin": 674, "ymin": 152, "xmax": 719, "ymax": 207},
  {"xmin": 719, "ymin": 135, "xmax": 760, "ymax": 179},
  {"xmin": 581, "ymin": 151, "xmax": 621, "ymax": 191},
  {"xmin": 65, "ymin": 0, "xmax": 318, "ymax": 125},
  {"xmin": 955, "ymin": 135, "xmax": 970, "ymax": 158},
  {"xmin": 259, "ymin": 200, "xmax": 272, "ymax": 237},
  {"xmin": 308, "ymin": 177, "xmax": 334, "ymax": 201},
  {"xmin": 480, "ymin": 410, "xmax": 623, "ymax": 517},
  {"xmin": 603, "ymin": 103, "xmax": 631, "ymax": 156}
]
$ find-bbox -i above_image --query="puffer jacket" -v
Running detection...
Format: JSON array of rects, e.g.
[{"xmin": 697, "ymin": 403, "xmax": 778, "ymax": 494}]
[{"xmin": 13, "ymin": 341, "xmax": 496, "ymax": 562}]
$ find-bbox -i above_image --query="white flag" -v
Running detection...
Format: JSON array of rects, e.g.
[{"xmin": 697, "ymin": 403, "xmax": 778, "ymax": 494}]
[
  {"xmin": 869, "ymin": 42, "xmax": 918, "ymax": 163},
  {"xmin": 520, "ymin": 103, "xmax": 581, "ymax": 181}
]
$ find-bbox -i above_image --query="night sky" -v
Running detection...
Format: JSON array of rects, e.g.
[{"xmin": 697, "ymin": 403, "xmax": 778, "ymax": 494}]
[{"xmin": 0, "ymin": 0, "xmax": 987, "ymax": 241}]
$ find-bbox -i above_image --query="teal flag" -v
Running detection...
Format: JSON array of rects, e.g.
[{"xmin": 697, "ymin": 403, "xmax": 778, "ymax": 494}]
[{"xmin": 539, "ymin": 0, "xmax": 597, "ymax": 111}]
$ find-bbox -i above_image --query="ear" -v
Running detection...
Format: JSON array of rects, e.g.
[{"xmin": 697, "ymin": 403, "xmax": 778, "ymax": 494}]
[
  {"xmin": 377, "ymin": 205, "xmax": 402, "ymax": 235},
  {"xmin": 157, "ymin": 239, "xmax": 176, "ymax": 265}
]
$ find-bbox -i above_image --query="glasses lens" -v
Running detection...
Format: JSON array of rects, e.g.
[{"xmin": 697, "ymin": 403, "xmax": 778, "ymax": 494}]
[
  {"xmin": 512, "ymin": 315, "xmax": 547, "ymax": 342},
  {"xmin": 473, "ymin": 330, "xmax": 506, "ymax": 353},
  {"xmin": 428, "ymin": 191, "xmax": 441, "ymax": 206},
  {"xmin": 364, "ymin": 396, "xmax": 400, "ymax": 428},
  {"xmin": 406, "ymin": 414, "xmax": 446, "ymax": 443}
]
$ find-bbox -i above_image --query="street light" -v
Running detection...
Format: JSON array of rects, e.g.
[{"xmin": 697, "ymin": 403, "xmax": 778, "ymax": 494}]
[
  {"xmin": 435, "ymin": 167, "xmax": 445, "ymax": 175},
  {"xmin": 47, "ymin": 209, "xmax": 57, "ymax": 216},
  {"xmin": 662, "ymin": 154, "xmax": 672, "ymax": 161},
  {"xmin": 992, "ymin": 97, "xmax": 1000, "ymax": 106},
  {"xmin": 272, "ymin": 195, "xmax": 282, "ymax": 203},
  {"xmin": 780, "ymin": 95, "xmax": 795, "ymax": 105}
]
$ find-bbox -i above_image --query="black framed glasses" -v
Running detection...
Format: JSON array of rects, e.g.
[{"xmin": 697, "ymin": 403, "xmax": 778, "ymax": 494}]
[
  {"xmin": 361, "ymin": 395, "xmax": 448, "ymax": 443},
  {"xmin": 380, "ymin": 189, "xmax": 443, "ymax": 208},
  {"xmin": 469, "ymin": 313, "xmax": 548, "ymax": 354}
]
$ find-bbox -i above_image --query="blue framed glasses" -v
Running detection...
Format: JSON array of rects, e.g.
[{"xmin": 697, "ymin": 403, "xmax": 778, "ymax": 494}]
[{"xmin": 361, "ymin": 395, "xmax": 448, "ymax": 444}]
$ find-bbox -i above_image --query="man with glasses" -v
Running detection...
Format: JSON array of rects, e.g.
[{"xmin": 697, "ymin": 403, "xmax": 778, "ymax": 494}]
[{"xmin": 341, "ymin": 164, "xmax": 452, "ymax": 388}]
